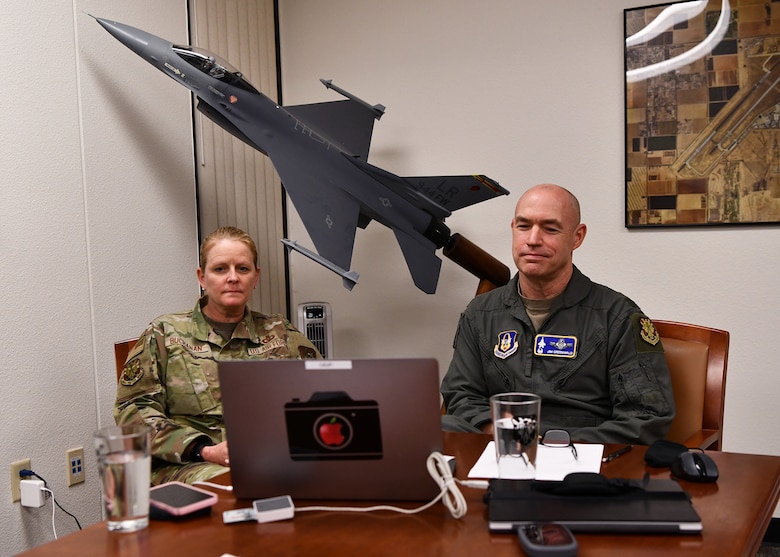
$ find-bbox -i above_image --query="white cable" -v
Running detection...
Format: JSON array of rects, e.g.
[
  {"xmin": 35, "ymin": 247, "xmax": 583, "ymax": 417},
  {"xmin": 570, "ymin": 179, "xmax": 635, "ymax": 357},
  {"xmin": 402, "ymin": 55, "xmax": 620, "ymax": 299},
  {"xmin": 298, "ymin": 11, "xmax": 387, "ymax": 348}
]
[
  {"xmin": 42, "ymin": 488, "xmax": 57, "ymax": 540},
  {"xmin": 428, "ymin": 451, "xmax": 468, "ymax": 519},
  {"xmin": 192, "ymin": 480, "xmax": 233, "ymax": 492},
  {"xmin": 295, "ymin": 451, "xmax": 474, "ymax": 519}
]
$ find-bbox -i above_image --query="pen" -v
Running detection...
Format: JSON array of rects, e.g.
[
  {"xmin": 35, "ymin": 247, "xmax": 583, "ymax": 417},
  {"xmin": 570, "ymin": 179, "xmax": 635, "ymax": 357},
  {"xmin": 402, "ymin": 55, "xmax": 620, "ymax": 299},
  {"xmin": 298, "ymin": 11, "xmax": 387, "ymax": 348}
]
[{"xmin": 602, "ymin": 445, "xmax": 633, "ymax": 463}]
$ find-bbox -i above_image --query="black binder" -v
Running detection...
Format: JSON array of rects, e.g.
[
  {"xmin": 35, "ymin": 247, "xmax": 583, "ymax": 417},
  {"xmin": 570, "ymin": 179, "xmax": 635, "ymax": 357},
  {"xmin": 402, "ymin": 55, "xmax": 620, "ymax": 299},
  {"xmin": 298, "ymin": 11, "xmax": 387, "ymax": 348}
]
[{"xmin": 487, "ymin": 475, "xmax": 703, "ymax": 534}]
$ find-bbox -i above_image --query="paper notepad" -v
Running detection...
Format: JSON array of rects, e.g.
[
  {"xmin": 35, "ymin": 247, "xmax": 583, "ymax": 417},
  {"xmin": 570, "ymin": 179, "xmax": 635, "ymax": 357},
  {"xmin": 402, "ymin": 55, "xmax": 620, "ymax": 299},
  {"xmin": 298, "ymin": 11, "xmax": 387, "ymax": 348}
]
[{"xmin": 468, "ymin": 441, "xmax": 604, "ymax": 481}]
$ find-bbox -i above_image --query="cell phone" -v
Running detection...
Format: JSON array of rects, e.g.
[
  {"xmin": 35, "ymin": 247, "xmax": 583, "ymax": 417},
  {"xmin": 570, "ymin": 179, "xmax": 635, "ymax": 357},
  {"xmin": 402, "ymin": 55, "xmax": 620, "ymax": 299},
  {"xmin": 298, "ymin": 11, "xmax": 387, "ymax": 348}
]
[
  {"xmin": 517, "ymin": 523, "xmax": 578, "ymax": 556},
  {"xmin": 149, "ymin": 481, "xmax": 218, "ymax": 516}
]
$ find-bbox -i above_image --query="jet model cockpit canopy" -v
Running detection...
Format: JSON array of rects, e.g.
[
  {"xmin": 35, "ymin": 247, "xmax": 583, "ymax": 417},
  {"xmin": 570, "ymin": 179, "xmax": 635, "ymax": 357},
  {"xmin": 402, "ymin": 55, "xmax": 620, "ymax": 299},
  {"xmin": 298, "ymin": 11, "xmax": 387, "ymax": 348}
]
[{"xmin": 172, "ymin": 45, "xmax": 259, "ymax": 94}]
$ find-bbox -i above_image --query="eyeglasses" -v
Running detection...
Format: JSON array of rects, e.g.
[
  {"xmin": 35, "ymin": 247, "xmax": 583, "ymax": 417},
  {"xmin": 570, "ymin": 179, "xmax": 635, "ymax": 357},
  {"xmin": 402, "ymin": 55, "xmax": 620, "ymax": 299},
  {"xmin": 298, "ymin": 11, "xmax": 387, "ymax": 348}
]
[{"xmin": 540, "ymin": 429, "xmax": 578, "ymax": 461}]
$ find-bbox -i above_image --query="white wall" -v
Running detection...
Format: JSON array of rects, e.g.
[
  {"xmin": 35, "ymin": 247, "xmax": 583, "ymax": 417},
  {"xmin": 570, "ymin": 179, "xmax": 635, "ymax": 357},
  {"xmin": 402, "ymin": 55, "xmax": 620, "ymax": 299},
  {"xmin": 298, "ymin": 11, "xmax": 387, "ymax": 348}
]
[
  {"xmin": 3, "ymin": 2, "xmax": 780, "ymax": 554},
  {"xmin": 0, "ymin": 1, "xmax": 198, "ymax": 554},
  {"xmin": 279, "ymin": 0, "xmax": 780, "ymax": 472}
]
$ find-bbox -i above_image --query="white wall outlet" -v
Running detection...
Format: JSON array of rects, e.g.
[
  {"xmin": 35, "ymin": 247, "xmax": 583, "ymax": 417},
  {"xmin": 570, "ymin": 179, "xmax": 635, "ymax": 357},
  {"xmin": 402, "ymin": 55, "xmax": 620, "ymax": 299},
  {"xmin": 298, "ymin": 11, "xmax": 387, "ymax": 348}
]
[
  {"xmin": 66, "ymin": 447, "xmax": 85, "ymax": 486},
  {"xmin": 10, "ymin": 458, "xmax": 31, "ymax": 503}
]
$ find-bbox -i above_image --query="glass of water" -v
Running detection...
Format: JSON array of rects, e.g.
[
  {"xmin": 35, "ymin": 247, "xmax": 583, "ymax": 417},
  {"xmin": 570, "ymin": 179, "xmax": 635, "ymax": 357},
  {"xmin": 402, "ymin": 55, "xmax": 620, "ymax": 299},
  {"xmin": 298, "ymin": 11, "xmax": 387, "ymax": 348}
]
[
  {"xmin": 490, "ymin": 393, "xmax": 541, "ymax": 479},
  {"xmin": 94, "ymin": 423, "xmax": 151, "ymax": 532}
]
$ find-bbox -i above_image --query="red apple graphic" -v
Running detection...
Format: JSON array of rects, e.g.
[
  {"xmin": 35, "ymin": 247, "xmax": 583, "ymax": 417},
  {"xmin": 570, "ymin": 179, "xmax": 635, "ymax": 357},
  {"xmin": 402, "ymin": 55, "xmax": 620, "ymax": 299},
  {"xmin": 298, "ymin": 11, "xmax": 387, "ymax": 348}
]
[{"xmin": 319, "ymin": 415, "xmax": 346, "ymax": 447}]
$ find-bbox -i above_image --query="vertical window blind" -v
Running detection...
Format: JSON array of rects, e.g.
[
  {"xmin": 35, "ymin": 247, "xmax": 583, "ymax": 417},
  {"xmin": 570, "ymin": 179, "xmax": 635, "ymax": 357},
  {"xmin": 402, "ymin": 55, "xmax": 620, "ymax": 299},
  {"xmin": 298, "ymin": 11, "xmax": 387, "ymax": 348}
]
[{"xmin": 189, "ymin": 0, "xmax": 287, "ymax": 316}]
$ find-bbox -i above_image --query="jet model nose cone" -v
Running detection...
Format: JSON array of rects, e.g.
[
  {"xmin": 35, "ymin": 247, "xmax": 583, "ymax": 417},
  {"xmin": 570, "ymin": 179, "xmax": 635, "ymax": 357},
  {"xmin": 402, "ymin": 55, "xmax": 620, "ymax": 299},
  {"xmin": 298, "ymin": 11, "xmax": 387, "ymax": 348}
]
[{"xmin": 93, "ymin": 16, "xmax": 167, "ymax": 59}]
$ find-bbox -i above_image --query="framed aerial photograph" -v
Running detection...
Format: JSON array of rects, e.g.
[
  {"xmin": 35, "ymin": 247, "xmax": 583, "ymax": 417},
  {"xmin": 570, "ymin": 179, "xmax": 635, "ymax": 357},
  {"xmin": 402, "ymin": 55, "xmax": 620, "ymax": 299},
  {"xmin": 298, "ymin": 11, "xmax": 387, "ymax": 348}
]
[{"xmin": 624, "ymin": 0, "xmax": 780, "ymax": 227}]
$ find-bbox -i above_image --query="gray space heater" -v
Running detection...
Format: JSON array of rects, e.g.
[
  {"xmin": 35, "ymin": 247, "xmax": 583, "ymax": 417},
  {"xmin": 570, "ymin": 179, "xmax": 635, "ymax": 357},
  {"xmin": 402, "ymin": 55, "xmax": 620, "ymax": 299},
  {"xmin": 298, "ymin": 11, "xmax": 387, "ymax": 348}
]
[{"xmin": 297, "ymin": 302, "xmax": 334, "ymax": 358}]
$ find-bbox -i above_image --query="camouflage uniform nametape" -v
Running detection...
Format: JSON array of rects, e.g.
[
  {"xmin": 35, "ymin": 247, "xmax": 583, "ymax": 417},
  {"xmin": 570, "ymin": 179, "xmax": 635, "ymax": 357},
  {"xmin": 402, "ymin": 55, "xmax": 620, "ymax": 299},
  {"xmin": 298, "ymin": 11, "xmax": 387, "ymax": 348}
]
[{"xmin": 168, "ymin": 336, "xmax": 208, "ymax": 352}]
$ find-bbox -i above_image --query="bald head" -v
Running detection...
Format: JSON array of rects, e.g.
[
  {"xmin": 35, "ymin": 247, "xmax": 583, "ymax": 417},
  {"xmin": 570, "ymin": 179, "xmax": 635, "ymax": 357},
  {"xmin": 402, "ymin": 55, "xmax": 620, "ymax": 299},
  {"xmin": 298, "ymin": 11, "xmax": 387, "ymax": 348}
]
[{"xmin": 516, "ymin": 183, "xmax": 581, "ymax": 226}]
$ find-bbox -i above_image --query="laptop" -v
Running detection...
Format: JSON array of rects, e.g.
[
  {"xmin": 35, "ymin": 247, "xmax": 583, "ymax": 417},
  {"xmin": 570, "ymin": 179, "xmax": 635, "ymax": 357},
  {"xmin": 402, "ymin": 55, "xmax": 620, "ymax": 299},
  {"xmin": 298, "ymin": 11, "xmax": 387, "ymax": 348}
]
[
  {"xmin": 487, "ymin": 478, "xmax": 703, "ymax": 534},
  {"xmin": 219, "ymin": 358, "xmax": 444, "ymax": 501}
]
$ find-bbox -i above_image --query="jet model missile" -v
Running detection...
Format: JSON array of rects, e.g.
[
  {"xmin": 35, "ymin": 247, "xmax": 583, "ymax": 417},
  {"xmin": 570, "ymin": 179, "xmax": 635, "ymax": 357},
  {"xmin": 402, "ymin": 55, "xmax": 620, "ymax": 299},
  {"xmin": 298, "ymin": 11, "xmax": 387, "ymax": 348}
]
[
  {"xmin": 93, "ymin": 16, "xmax": 509, "ymax": 293},
  {"xmin": 281, "ymin": 239, "xmax": 360, "ymax": 291}
]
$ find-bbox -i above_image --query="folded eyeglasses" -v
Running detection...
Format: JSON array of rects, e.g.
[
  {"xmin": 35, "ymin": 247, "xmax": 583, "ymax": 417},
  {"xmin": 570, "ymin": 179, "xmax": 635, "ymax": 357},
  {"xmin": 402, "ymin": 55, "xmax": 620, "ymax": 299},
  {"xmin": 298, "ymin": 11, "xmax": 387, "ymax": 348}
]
[{"xmin": 540, "ymin": 429, "xmax": 578, "ymax": 460}]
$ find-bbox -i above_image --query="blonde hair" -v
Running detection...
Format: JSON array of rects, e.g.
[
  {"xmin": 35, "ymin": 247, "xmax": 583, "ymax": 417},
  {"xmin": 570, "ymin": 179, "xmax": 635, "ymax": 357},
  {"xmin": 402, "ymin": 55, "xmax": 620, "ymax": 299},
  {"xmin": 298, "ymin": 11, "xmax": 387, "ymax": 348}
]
[{"xmin": 199, "ymin": 226, "xmax": 258, "ymax": 268}]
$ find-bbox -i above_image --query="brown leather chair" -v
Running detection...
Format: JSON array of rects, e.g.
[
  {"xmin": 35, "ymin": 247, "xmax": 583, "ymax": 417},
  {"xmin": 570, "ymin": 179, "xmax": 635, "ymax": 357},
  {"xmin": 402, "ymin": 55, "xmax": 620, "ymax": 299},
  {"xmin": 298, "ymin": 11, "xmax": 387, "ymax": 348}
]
[
  {"xmin": 114, "ymin": 338, "xmax": 140, "ymax": 381},
  {"xmin": 653, "ymin": 320, "xmax": 729, "ymax": 451}
]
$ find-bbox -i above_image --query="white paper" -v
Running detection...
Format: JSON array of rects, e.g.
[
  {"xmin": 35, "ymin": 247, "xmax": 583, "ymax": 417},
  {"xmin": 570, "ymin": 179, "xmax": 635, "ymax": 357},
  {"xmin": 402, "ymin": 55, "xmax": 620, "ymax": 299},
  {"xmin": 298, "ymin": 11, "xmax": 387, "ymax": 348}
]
[{"xmin": 468, "ymin": 441, "xmax": 604, "ymax": 481}]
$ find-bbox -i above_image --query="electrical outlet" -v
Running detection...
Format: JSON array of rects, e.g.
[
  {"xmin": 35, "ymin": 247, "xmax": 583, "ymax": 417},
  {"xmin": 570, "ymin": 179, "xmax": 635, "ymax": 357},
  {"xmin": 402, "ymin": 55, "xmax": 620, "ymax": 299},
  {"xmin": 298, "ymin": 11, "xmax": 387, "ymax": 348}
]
[
  {"xmin": 67, "ymin": 447, "xmax": 85, "ymax": 486},
  {"xmin": 11, "ymin": 458, "xmax": 31, "ymax": 503}
]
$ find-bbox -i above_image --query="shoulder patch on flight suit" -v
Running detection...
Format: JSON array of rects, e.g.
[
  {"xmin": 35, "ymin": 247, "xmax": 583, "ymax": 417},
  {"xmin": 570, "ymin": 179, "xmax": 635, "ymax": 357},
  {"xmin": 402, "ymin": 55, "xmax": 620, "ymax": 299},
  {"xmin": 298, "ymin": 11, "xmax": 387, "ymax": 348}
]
[
  {"xmin": 631, "ymin": 313, "xmax": 664, "ymax": 353},
  {"xmin": 120, "ymin": 358, "xmax": 144, "ymax": 386}
]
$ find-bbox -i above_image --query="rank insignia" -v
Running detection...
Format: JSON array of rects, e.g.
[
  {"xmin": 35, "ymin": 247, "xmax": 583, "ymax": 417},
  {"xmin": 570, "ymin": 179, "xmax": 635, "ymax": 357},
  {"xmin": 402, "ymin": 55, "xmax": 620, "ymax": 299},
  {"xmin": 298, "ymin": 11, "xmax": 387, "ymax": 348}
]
[
  {"xmin": 494, "ymin": 331, "xmax": 519, "ymax": 359},
  {"xmin": 120, "ymin": 359, "xmax": 144, "ymax": 386},
  {"xmin": 639, "ymin": 317, "xmax": 660, "ymax": 346},
  {"xmin": 534, "ymin": 334, "xmax": 577, "ymax": 358}
]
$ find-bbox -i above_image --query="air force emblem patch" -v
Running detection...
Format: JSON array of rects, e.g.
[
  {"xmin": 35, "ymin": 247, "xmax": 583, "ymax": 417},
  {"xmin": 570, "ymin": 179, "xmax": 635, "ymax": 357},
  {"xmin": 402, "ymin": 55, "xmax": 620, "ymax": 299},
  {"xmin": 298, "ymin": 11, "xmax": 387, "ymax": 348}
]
[
  {"xmin": 534, "ymin": 334, "xmax": 577, "ymax": 358},
  {"xmin": 494, "ymin": 331, "xmax": 519, "ymax": 359}
]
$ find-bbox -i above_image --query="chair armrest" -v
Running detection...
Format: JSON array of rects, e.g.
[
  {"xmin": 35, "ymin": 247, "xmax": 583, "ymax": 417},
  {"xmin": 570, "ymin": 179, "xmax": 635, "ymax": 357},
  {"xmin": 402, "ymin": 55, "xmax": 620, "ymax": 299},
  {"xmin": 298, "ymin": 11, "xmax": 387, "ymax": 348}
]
[{"xmin": 683, "ymin": 429, "xmax": 721, "ymax": 451}]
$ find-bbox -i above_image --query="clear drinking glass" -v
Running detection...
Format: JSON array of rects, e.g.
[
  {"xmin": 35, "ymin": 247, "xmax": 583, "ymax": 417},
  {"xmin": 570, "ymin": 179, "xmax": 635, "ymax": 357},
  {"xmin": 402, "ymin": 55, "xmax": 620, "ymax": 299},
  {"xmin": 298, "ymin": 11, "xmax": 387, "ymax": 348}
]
[
  {"xmin": 94, "ymin": 423, "xmax": 151, "ymax": 532},
  {"xmin": 490, "ymin": 393, "xmax": 541, "ymax": 479}
]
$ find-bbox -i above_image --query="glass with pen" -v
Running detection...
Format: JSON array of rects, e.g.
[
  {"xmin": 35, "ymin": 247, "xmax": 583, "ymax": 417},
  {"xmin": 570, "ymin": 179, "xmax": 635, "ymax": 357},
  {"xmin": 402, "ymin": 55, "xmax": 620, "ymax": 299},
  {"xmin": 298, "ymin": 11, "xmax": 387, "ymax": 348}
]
[{"xmin": 490, "ymin": 393, "xmax": 541, "ymax": 479}]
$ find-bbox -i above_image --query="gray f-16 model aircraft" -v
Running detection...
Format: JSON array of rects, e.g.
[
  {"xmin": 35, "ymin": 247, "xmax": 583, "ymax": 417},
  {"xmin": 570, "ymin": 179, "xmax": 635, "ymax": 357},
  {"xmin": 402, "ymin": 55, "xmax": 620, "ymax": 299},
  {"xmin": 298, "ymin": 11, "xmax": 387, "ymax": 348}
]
[{"xmin": 93, "ymin": 16, "xmax": 509, "ymax": 294}]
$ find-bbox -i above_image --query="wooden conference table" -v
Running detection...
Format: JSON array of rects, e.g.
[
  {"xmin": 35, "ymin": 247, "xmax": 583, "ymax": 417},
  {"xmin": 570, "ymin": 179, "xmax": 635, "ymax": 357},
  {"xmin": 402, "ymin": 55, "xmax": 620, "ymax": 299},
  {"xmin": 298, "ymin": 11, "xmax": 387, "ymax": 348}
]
[{"xmin": 17, "ymin": 432, "xmax": 780, "ymax": 557}]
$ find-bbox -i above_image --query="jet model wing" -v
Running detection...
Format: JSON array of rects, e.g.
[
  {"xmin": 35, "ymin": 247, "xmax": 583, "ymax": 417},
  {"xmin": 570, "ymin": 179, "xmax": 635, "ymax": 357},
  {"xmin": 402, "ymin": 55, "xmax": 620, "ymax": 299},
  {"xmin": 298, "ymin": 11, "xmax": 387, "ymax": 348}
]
[
  {"xmin": 286, "ymin": 100, "xmax": 379, "ymax": 161},
  {"xmin": 271, "ymin": 154, "xmax": 359, "ymax": 273},
  {"xmin": 273, "ymin": 148, "xmax": 445, "ymax": 293},
  {"xmin": 283, "ymin": 78, "xmax": 386, "ymax": 161}
]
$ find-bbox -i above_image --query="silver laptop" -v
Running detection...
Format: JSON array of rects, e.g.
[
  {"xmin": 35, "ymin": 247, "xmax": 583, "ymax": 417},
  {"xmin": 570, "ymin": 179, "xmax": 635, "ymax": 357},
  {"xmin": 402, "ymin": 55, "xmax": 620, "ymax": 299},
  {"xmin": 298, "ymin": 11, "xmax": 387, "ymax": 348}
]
[{"xmin": 219, "ymin": 358, "xmax": 444, "ymax": 501}]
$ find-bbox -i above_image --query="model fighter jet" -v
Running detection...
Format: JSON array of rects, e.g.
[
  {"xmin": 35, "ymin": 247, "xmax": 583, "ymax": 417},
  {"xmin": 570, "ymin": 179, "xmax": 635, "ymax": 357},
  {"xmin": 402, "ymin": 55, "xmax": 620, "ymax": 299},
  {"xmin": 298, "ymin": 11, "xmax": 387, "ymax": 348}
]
[{"xmin": 93, "ymin": 16, "xmax": 509, "ymax": 293}]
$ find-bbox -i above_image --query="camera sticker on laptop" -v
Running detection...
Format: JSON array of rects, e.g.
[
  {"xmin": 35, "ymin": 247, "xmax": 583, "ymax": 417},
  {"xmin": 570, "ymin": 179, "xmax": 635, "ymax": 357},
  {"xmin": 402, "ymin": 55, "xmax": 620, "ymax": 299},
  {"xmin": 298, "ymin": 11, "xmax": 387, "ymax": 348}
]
[{"xmin": 284, "ymin": 391, "xmax": 383, "ymax": 460}]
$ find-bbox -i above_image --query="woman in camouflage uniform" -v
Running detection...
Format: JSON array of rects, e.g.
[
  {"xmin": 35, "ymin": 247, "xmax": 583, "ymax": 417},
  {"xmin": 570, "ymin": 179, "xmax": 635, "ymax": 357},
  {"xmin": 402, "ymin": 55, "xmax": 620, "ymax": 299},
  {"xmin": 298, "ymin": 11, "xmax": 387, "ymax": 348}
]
[{"xmin": 115, "ymin": 226, "xmax": 321, "ymax": 484}]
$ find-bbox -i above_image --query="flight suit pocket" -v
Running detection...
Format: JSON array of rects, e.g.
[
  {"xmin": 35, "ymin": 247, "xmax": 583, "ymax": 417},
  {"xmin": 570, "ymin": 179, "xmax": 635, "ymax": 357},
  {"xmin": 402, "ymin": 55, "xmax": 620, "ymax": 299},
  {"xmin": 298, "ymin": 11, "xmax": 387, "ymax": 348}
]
[{"xmin": 612, "ymin": 359, "xmax": 670, "ymax": 416}]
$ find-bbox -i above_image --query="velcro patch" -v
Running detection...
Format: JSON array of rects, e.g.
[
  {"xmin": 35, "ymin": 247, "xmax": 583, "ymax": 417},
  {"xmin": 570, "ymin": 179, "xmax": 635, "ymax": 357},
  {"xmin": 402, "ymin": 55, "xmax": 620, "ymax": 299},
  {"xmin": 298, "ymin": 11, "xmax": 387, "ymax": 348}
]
[
  {"xmin": 632, "ymin": 314, "xmax": 664, "ymax": 353},
  {"xmin": 534, "ymin": 334, "xmax": 577, "ymax": 358},
  {"xmin": 120, "ymin": 359, "xmax": 144, "ymax": 386},
  {"xmin": 494, "ymin": 331, "xmax": 519, "ymax": 359}
]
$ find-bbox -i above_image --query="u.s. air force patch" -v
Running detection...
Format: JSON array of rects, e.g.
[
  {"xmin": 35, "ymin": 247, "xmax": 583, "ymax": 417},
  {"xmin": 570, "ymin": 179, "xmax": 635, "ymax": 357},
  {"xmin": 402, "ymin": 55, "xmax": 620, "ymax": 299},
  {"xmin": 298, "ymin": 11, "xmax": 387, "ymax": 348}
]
[
  {"xmin": 534, "ymin": 335, "xmax": 577, "ymax": 358},
  {"xmin": 631, "ymin": 313, "xmax": 664, "ymax": 353},
  {"xmin": 120, "ymin": 359, "xmax": 144, "ymax": 386},
  {"xmin": 494, "ymin": 331, "xmax": 518, "ymax": 359}
]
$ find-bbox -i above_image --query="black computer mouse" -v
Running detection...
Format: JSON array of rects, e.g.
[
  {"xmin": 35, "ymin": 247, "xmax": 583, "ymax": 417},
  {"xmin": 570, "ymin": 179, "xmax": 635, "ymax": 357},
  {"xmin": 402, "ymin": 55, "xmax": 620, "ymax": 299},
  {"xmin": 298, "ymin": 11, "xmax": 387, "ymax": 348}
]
[{"xmin": 670, "ymin": 451, "xmax": 719, "ymax": 483}]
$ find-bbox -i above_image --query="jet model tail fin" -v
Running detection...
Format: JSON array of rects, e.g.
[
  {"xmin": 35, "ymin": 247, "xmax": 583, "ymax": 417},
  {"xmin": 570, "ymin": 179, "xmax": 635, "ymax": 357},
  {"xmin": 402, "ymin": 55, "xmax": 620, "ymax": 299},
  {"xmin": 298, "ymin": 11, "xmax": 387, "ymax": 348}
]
[{"xmin": 392, "ymin": 228, "xmax": 442, "ymax": 295}]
